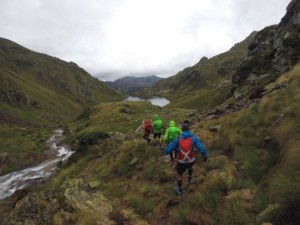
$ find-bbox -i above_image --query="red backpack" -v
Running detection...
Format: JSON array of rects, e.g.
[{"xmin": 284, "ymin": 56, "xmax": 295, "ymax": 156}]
[{"xmin": 177, "ymin": 137, "xmax": 195, "ymax": 161}]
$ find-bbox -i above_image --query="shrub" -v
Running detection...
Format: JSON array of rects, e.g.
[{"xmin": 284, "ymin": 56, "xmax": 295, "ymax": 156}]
[
  {"xmin": 77, "ymin": 131, "xmax": 110, "ymax": 146},
  {"xmin": 218, "ymin": 199, "xmax": 250, "ymax": 225}
]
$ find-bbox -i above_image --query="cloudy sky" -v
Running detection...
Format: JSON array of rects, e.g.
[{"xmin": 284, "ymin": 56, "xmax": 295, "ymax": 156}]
[{"xmin": 0, "ymin": 0, "xmax": 291, "ymax": 81}]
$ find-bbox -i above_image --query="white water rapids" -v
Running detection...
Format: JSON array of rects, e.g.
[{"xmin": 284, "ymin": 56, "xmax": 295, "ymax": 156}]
[{"xmin": 0, "ymin": 129, "xmax": 74, "ymax": 200}]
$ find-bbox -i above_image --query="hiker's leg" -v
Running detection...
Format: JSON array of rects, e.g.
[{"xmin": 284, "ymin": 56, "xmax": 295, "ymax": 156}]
[
  {"xmin": 170, "ymin": 153, "xmax": 173, "ymax": 161},
  {"xmin": 170, "ymin": 149, "xmax": 174, "ymax": 161},
  {"xmin": 153, "ymin": 133, "xmax": 158, "ymax": 146},
  {"xmin": 188, "ymin": 167, "xmax": 193, "ymax": 177},
  {"xmin": 176, "ymin": 174, "xmax": 183, "ymax": 192},
  {"xmin": 174, "ymin": 147, "xmax": 178, "ymax": 159},
  {"xmin": 146, "ymin": 134, "xmax": 151, "ymax": 143},
  {"xmin": 176, "ymin": 163, "xmax": 186, "ymax": 192},
  {"xmin": 158, "ymin": 133, "xmax": 162, "ymax": 147},
  {"xmin": 143, "ymin": 133, "xmax": 147, "ymax": 140},
  {"xmin": 187, "ymin": 162, "xmax": 195, "ymax": 184},
  {"xmin": 143, "ymin": 133, "xmax": 149, "ymax": 142}
]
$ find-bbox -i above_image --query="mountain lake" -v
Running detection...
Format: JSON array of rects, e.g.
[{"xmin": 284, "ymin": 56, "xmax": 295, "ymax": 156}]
[{"xmin": 125, "ymin": 96, "xmax": 170, "ymax": 107}]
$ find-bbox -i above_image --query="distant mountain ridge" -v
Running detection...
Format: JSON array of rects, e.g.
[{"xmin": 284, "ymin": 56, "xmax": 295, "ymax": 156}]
[{"xmin": 106, "ymin": 75, "xmax": 163, "ymax": 94}]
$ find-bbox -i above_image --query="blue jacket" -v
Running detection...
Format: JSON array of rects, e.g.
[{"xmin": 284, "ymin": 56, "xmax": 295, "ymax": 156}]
[{"xmin": 163, "ymin": 130, "xmax": 208, "ymax": 162}]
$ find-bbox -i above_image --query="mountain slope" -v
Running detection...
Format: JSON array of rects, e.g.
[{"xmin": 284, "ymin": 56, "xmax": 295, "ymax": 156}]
[
  {"xmin": 0, "ymin": 37, "xmax": 125, "ymax": 175},
  {"xmin": 0, "ymin": 37, "xmax": 125, "ymax": 125},
  {"xmin": 1, "ymin": 1, "xmax": 300, "ymax": 225},
  {"xmin": 232, "ymin": 0, "xmax": 300, "ymax": 100},
  {"xmin": 142, "ymin": 31, "xmax": 256, "ymax": 110},
  {"xmin": 3, "ymin": 62, "xmax": 299, "ymax": 225},
  {"xmin": 143, "ymin": 0, "xmax": 300, "ymax": 111}
]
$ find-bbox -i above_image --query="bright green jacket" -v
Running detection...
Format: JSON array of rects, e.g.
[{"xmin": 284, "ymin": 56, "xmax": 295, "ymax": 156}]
[
  {"xmin": 152, "ymin": 115, "xmax": 163, "ymax": 134},
  {"xmin": 163, "ymin": 120, "xmax": 182, "ymax": 144}
]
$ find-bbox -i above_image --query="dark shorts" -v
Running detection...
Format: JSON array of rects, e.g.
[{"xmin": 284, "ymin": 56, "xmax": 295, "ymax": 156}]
[
  {"xmin": 177, "ymin": 161, "xmax": 194, "ymax": 175},
  {"xmin": 153, "ymin": 133, "xmax": 161, "ymax": 139}
]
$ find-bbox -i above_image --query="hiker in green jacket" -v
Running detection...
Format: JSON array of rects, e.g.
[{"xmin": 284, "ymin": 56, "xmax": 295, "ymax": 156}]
[
  {"xmin": 163, "ymin": 120, "xmax": 182, "ymax": 161},
  {"xmin": 152, "ymin": 115, "xmax": 163, "ymax": 147}
]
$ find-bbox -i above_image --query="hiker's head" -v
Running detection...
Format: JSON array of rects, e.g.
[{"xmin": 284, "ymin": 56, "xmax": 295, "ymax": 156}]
[
  {"xmin": 169, "ymin": 120, "xmax": 175, "ymax": 127},
  {"xmin": 144, "ymin": 119, "xmax": 150, "ymax": 123},
  {"xmin": 154, "ymin": 115, "xmax": 159, "ymax": 121},
  {"xmin": 181, "ymin": 122, "xmax": 189, "ymax": 131}
]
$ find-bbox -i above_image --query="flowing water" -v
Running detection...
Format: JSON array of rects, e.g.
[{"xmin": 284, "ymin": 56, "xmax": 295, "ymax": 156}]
[{"xmin": 0, "ymin": 129, "xmax": 74, "ymax": 200}]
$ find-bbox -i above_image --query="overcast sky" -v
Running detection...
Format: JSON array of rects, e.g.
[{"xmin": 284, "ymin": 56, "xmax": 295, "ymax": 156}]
[{"xmin": 0, "ymin": 0, "xmax": 291, "ymax": 81}]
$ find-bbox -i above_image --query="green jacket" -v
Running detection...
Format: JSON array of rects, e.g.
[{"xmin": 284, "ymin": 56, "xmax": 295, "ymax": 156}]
[
  {"xmin": 152, "ymin": 115, "xmax": 163, "ymax": 134},
  {"xmin": 163, "ymin": 120, "xmax": 182, "ymax": 144}
]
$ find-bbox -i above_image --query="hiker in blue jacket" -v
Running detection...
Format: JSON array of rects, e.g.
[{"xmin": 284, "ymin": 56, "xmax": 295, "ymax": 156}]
[{"xmin": 163, "ymin": 121, "xmax": 208, "ymax": 195}]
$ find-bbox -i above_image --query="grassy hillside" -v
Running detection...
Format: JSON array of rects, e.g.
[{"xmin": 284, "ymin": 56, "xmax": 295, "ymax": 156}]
[
  {"xmin": 0, "ymin": 37, "xmax": 125, "ymax": 126},
  {"xmin": 136, "ymin": 32, "xmax": 256, "ymax": 111},
  {"xmin": 1, "ymin": 2, "xmax": 300, "ymax": 224},
  {"xmin": 0, "ymin": 37, "xmax": 125, "ymax": 175},
  {"xmin": 3, "ymin": 63, "xmax": 299, "ymax": 224}
]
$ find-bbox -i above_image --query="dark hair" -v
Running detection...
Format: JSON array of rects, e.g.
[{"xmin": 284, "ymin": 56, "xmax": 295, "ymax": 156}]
[{"xmin": 181, "ymin": 123, "xmax": 189, "ymax": 131}]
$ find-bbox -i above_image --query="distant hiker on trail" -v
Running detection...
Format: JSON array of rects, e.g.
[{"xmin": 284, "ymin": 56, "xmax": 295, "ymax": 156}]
[
  {"xmin": 163, "ymin": 120, "xmax": 182, "ymax": 161},
  {"xmin": 141, "ymin": 119, "xmax": 153, "ymax": 143},
  {"xmin": 152, "ymin": 115, "xmax": 164, "ymax": 147},
  {"xmin": 163, "ymin": 121, "xmax": 208, "ymax": 196}
]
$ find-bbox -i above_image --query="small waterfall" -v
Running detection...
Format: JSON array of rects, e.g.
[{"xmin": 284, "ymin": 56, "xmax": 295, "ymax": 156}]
[{"xmin": 0, "ymin": 129, "xmax": 74, "ymax": 200}]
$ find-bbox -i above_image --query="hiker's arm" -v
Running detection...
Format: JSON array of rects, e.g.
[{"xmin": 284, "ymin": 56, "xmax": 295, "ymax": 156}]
[
  {"xmin": 162, "ymin": 128, "xmax": 169, "ymax": 144},
  {"xmin": 163, "ymin": 138, "xmax": 178, "ymax": 154},
  {"xmin": 193, "ymin": 137, "xmax": 208, "ymax": 159}
]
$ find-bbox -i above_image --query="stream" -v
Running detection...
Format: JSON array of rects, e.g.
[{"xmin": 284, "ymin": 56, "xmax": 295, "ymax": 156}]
[{"xmin": 0, "ymin": 129, "xmax": 74, "ymax": 200}]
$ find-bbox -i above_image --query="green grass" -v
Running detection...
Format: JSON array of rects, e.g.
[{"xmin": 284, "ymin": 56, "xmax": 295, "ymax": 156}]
[
  {"xmin": 0, "ymin": 126, "xmax": 49, "ymax": 154},
  {"xmin": 165, "ymin": 86, "xmax": 232, "ymax": 111},
  {"xmin": 2, "ymin": 35, "xmax": 300, "ymax": 224}
]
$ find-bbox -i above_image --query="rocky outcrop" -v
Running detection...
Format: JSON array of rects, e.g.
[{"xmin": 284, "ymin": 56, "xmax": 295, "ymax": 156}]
[
  {"xmin": 0, "ymin": 89, "xmax": 30, "ymax": 107},
  {"xmin": 2, "ymin": 178, "xmax": 114, "ymax": 225},
  {"xmin": 232, "ymin": 0, "xmax": 300, "ymax": 97},
  {"xmin": 0, "ymin": 75, "xmax": 31, "ymax": 108},
  {"xmin": 2, "ymin": 178, "xmax": 149, "ymax": 225}
]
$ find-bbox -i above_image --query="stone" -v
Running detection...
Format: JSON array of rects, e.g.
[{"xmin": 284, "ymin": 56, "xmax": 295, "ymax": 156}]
[
  {"xmin": 130, "ymin": 157, "xmax": 139, "ymax": 165},
  {"xmin": 88, "ymin": 180, "xmax": 101, "ymax": 189},
  {"xmin": 209, "ymin": 124, "xmax": 222, "ymax": 132},
  {"xmin": 225, "ymin": 189, "xmax": 256, "ymax": 201}
]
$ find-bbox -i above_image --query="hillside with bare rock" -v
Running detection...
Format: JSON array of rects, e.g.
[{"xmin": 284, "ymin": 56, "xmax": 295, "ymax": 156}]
[{"xmin": 1, "ymin": 1, "xmax": 300, "ymax": 225}]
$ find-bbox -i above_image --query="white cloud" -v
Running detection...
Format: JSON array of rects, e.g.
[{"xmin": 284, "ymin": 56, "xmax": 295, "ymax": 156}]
[{"xmin": 0, "ymin": 0, "xmax": 291, "ymax": 81}]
